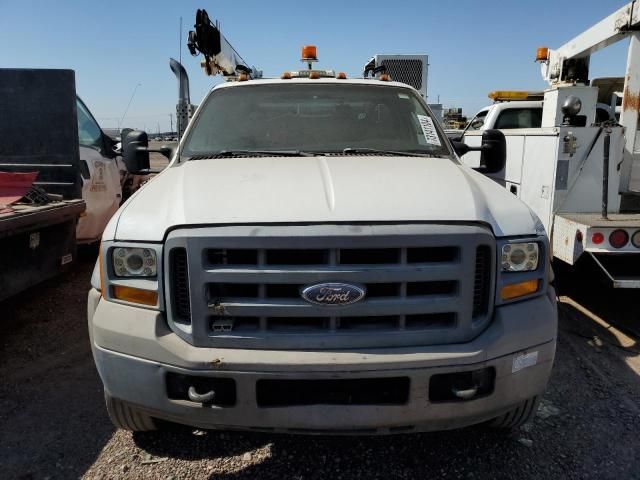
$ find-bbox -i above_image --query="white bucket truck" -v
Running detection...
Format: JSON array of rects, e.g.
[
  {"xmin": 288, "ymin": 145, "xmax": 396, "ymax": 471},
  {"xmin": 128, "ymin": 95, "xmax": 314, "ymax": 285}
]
[
  {"xmin": 461, "ymin": 1, "xmax": 640, "ymax": 288},
  {"xmin": 87, "ymin": 10, "xmax": 556, "ymax": 434}
]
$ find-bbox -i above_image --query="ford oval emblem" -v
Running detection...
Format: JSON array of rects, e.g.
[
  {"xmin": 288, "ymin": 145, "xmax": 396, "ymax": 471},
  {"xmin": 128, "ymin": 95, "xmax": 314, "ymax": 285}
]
[{"xmin": 301, "ymin": 282, "xmax": 366, "ymax": 306}]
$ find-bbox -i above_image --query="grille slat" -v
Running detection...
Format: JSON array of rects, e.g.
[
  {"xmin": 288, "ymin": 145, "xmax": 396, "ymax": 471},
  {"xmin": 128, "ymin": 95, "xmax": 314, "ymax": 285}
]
[
  {"xmin": 205, "ymin": 246, "xmax": 457, "ymax": 268},
  {"xmin": 208, "ymin": 296, "xmax": 459, "ymax": 318},
  {"xmin": 208, "ymin": 280, "xmax": 457, "ymax": 301},
  {"xmin": 202, "ymin": 264, "xmax": 463, "ymax": 284}
]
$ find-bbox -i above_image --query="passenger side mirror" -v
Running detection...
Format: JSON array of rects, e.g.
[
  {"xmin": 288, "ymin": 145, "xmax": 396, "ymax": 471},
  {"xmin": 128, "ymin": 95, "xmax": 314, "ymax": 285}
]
[
  {"xmin": 122, "ymin": 130, "xmax": 151, "ymax": 174},
  {"xmin": 452, "ymin": 129, "xmax": 506, "ymax": 175},
  {"xmin": 477, "ymin": 129, "xmax": 506, "ymax": 174}
]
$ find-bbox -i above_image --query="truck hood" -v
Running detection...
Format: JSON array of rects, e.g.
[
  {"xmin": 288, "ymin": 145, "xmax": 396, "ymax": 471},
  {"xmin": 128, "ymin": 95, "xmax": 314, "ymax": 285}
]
[{"xmin": 108, "ymin": 155, "xmax": 538, "ymax": 241}]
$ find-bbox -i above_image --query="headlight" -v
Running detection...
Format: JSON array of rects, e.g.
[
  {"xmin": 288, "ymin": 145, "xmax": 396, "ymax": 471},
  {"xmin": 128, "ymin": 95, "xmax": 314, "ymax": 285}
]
[
  {"xmin": 112, "ymin": 247, "xmax": 157, "ymax": 277},
  {"xmin": 501, "ymin": 242, "xmax": 539, "ymax": 272}
]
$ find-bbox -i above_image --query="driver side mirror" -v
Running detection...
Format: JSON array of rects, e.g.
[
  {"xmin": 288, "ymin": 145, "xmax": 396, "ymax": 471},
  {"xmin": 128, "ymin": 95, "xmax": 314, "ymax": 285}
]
[
  {"xmin": 122, "ymin": 130, "xmax": 151, "ymax": 174},
  {"xmin": 451, "ymin": 129, "xmax": 506, "ymax": 175}
]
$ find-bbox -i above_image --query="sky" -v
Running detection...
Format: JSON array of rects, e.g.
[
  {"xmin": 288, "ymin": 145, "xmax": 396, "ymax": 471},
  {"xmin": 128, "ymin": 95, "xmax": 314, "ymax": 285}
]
[{"xmin": 0, "ymin": 0, "xmax": 632, "ymax": 132}]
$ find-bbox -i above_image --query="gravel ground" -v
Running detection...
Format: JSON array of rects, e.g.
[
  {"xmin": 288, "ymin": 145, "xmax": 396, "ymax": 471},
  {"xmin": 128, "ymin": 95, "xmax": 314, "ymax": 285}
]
[{"xmin": 0, "ymin": 252, "xmax": 639, "ymax": 480}]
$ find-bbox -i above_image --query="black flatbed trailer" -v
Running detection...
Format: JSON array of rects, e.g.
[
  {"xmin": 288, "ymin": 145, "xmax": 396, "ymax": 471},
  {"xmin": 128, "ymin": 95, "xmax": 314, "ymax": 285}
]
[
  {"xmin": 0, "ymin": 69, "xmax": 84, "ymax": 304},
  {"xmin": 0, "ymin": 200, "xmax": 85, "ymax": 302}
]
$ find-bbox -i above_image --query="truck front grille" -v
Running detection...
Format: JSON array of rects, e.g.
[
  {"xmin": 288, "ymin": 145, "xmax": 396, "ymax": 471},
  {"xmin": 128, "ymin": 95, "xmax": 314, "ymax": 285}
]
[{"xmin": 164, "ymin": 224, "xmax": 495, "ymax": 350}]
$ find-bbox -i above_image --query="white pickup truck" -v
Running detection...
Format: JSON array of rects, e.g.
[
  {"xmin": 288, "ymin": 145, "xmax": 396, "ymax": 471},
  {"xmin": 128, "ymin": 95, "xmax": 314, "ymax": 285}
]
[{"xmin": 88, "ymin": 74, "xmax": 557, "ymax": 435}]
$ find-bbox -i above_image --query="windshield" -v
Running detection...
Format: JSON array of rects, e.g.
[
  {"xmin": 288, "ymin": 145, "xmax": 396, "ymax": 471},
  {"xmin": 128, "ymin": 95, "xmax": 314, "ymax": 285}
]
[{"xmin": 182, "ymin": 83, "xmax": 450, "ymax": 156}]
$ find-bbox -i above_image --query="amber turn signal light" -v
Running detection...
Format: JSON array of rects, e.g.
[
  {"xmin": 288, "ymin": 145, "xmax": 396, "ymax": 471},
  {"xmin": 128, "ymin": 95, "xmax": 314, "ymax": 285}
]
[
  {"xmin": 500, "ymin": 279, "xmax": 539, "ymax": 301},
  {"xmin": 112, "ymin": 285, "xmax": 158, "ymax": 306}
]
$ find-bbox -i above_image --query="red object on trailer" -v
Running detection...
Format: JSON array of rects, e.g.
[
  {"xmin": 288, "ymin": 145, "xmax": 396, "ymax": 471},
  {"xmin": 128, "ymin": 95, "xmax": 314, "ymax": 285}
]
[{"xmin": 0, "ymin": 171, "xmax": 38, "ymax": 209}]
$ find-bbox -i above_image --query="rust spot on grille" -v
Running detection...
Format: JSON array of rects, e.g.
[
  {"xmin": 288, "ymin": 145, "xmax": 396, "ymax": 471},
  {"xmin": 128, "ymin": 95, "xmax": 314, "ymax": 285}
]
[{"xmin": 211, "ymin": 358, "xmax": 223, "ymax": 368}]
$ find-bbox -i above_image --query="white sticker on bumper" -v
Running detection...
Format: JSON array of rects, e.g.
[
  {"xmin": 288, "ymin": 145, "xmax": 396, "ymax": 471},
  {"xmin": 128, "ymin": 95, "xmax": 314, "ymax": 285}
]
[{"xmin": 512, "ymin": 351, "xmax": 539, "ymax": 373}]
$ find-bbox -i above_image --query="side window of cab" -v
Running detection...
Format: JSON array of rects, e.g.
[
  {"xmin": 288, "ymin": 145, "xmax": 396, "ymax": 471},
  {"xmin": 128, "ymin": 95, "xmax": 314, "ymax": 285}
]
[
  {"xmin": 77, "ymin": 98, "xmax": 104, "ymax": 153},
  {"xmin": 493, "ymin": 108, "xmax": 542, "ymax": 129}
]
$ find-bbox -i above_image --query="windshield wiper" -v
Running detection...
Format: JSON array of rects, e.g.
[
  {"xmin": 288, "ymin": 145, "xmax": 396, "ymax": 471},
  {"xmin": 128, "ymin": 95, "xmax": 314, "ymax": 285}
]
[
  {"xmin": 341, "ymin": 147, "xmax": 440, "ymax": 158},
  {"xmin": 191, "ymin": 149, "xmax": 315, "ymax": 159}
]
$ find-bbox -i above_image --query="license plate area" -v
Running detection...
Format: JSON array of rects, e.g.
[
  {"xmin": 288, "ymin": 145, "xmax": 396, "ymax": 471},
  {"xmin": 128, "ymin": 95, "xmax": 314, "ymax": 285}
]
[{"xmin": 256, "ymin": 377, "xmax": 410, "ymax": 407}]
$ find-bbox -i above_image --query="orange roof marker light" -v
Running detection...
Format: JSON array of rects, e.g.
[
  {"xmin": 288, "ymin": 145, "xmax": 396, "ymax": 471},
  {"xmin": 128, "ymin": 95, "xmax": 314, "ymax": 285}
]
[
  {"xmin": 536, "ymin": 47, "xmax": 549, "ymax": 62},
  {"xmin": 281, "ymin": 71, "xmax": 292, "ymax": 79},
  {"xmin": 301, "ymin": 45, "xmax": 319, "ymax": 70},
  {"xmin": 336, "ymin": 72, "xmax": 347, "ymax": 79},
  {"xmin": 301, "ymin": 45, "xmax": 318, "ymax": 61},
  {"xmin": 379, "ymin": 73, "xmax": 391, "ymax": 82}
]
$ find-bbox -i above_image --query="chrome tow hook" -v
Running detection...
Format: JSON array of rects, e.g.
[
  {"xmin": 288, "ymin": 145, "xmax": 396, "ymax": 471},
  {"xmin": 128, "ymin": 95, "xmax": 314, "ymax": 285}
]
[
  {"xmin": 451, "ymin": 385, "xmax": 479, "ymax": 400},
  {"xmin": 188, "ymin": 386, "xmax": 216, "ymax": 404}
]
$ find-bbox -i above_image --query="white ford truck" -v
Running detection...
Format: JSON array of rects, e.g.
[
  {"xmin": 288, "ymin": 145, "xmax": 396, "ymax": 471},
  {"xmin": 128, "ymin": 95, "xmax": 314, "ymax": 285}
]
[{"xmin": 88, "ymin": 72, "xmax": 557, "ymax": 434}]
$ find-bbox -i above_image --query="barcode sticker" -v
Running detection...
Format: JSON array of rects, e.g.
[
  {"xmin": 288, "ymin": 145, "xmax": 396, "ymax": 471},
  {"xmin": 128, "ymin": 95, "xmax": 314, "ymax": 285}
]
[
  {"xmin": 417, "ymin": 114, "xmax": 441, "ymax": 146},
  {"xmin": 512, "ymin": 351, "xmax": 539, "ymax": 373}
]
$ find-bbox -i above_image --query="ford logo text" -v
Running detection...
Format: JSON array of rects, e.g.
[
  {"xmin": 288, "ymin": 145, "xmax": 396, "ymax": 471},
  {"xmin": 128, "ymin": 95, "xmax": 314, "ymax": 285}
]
[{"xmin": 301, "ymin": 283, "xmax": 366, "ymax": 306}]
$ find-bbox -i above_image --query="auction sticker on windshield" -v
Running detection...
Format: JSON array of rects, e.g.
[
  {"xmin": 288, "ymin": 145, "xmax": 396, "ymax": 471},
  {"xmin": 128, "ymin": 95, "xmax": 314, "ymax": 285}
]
[{"xmin": 417, "ymin": 114, "xmax": 441, "ymax": 146}]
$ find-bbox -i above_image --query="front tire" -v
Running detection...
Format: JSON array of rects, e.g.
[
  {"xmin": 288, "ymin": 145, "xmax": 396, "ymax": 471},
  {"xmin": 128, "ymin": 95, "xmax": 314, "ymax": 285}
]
[
  {"xmin": 488, "ymin": 396, "xmax": 540, "ymax": 429},
  {"xmin": 105, "ymin": 391, "xmax": 158, "ymax": 432}
]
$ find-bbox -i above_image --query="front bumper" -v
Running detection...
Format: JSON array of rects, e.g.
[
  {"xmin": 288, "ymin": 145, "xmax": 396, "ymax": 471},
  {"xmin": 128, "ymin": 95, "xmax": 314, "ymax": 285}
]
[{"xmin": 88, "ymin": 288, "xmax": 557, "ymax": 434}]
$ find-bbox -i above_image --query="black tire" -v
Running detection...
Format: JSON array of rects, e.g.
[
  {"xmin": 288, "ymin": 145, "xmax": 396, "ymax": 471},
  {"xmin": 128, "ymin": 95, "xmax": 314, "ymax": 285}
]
[
  {"xmin": 105, "ymin": 391, "xmax": 158, "ymax": 432},
  {"xmin": 488, "ymin": 396, "xmax": 540, "ymax": 429}
]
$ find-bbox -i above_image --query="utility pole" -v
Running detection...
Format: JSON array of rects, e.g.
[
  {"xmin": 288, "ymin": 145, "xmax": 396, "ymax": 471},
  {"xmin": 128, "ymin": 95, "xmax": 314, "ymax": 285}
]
[{"xmin": 169, "ymin": 113, "xmax": 174, "ymax": 133}]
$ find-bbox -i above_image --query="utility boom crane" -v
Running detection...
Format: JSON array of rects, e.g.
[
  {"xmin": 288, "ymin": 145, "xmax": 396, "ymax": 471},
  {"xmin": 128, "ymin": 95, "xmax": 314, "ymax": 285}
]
[
  {"xmin": 538, "ymin": 0, "xmax": 640, "ymax": 193},
  {"xmin": 187, "ymin": 9, "xmax": 261, "ymax": 79},
  {"xmin": 168, "ymin": 9, "xmax": 262, "ymax": 139}
]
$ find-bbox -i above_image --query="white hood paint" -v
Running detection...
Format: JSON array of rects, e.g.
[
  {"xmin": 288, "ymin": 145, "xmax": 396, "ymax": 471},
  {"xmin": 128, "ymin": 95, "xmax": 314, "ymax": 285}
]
[{"xmin": 107, "ymin": 156, "xmax": 537, "ymax": 242}]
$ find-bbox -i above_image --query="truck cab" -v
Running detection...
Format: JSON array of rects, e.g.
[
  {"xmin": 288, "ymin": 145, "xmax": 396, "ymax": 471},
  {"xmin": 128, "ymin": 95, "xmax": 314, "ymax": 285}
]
[
  {"xmin": 75, "ymin": 96, "xmax": 124, "ymax": 243},
  {"xmin": 465, "ymin": 100, "xmax": 543, "ymax": 133},
  {"xmin": 88, "ymin": 68, "xmax": 557, "ymax": 434}
]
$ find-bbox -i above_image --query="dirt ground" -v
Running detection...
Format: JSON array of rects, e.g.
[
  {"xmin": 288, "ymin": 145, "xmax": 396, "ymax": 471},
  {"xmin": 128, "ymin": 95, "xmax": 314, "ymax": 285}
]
[{"xmin": 0, "ymin": 251, "xmax": 639, "ymax": 480}]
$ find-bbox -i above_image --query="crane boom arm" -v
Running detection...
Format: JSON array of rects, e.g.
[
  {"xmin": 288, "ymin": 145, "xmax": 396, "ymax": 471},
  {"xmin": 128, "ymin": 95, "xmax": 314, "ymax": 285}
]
[
  {"xmin": 543, "ymin": 1, "xmax": 640, "ymax": 84},
  {"xmin": 187, "ymin": 9, "xmax": 260, "ymax": 78}
]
